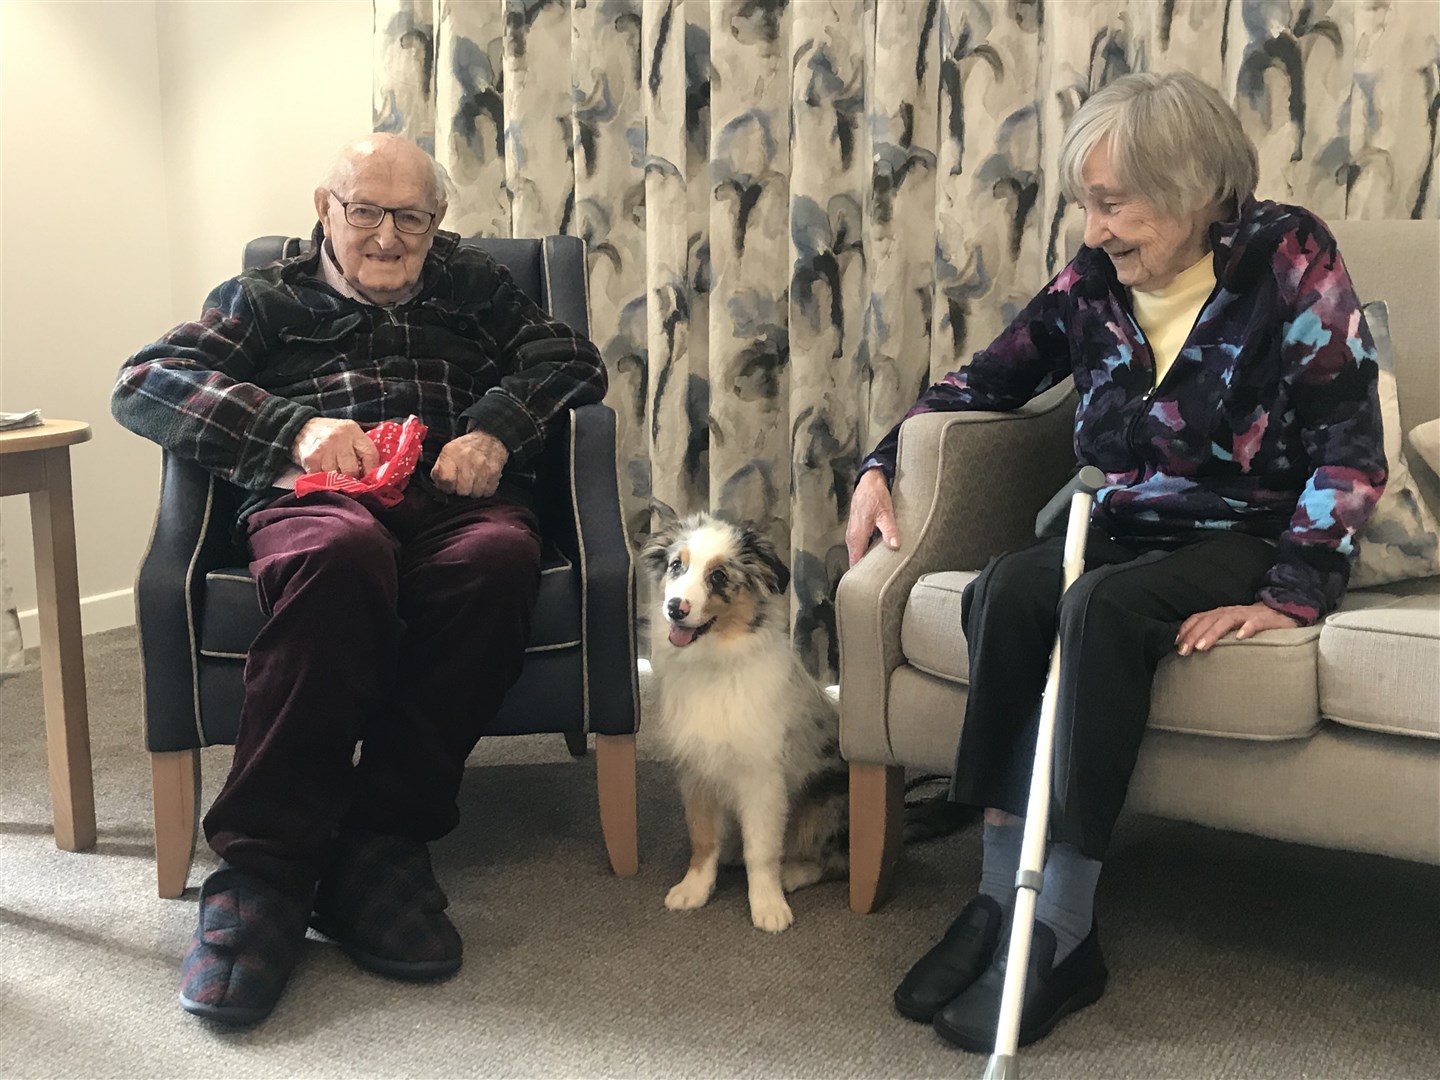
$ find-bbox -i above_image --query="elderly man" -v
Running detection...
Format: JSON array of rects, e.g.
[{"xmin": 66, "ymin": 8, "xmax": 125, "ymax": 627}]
[{"xmin": 112, "ymin": 134, "xmax": 607, "ymax": 1024}]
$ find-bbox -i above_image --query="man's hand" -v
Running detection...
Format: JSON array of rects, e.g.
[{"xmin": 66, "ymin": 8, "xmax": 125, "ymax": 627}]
[
  {"xmin": 292, "ymin": 417, "xmax": 379, "ymax": 477},
  {"xmin": 432, "ymin": 430, "xmax": 509, "ymax": 498},
  {"xmin": 845, "ymin": 469, "xmax": 901, "ymax": 567},
  {"xmin": 1175, "ymin": 602, "xmax": 1300, "ymax": 656}
]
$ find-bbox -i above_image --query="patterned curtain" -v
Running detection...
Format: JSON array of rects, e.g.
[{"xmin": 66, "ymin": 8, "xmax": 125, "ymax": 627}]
[{"xmin": 373, "ymin": 0, "xmax": 1440, "ymax": 681}]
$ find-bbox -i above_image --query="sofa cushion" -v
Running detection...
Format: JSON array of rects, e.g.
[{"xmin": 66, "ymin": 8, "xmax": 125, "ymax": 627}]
[
  {"xmin": 901, "ymin": 572, "xmax": 977, "ymax": 684},
  {"xmin": 1148, "ymin": 626, "xmax": 1321, "ymax": 740},
  {"xmin": 901, "ymin": 571, "xmax": 1322, "ymax": 740},
  {"xmin": 1349, "ymin": 302, "xmax": 1440, "ymax": 586},
  {"xmin": 1411, "ymin": 418, "xmax": 1440, "ymax": 478},
  {"xmin": 1319, "ymin": 577, "xmax": 1440, "ymax": 740}
]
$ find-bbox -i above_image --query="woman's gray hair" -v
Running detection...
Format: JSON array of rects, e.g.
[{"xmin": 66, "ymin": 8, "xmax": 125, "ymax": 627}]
[
  {"xmin": 1057, "ymin": 71, "xmax": 1258, "ymax": 219},
  {"xmin": 322, "ymin": 134, "xmax": 452, "ymax": 211}
]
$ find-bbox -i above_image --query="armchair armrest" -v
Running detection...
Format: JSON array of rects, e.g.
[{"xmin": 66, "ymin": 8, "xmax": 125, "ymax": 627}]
[
  {"xmin": 836, "ymin": 379, "xmax": 1077, "ymax": 764},
  {"xmin": 135, "ymin": 453, "xmax": 245, "ymax": 752},
  {"xmin": 534, "ymin": 403, "xmax": 638, "ymax": 736}
]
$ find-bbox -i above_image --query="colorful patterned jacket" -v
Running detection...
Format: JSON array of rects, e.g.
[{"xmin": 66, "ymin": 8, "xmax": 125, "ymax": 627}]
[
  {"xmin": 112, "ymin": 226, "xmax": 607, "ymax": 523},
  {"xmin": 860, "ymin": 200, "xmax": 1387, "ymax": 625}
]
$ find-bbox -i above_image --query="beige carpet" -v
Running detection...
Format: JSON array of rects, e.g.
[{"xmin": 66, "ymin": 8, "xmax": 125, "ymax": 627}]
[{"xmin": 1, "ymin": 627, "xmax": 1437, "ymax": 1079}]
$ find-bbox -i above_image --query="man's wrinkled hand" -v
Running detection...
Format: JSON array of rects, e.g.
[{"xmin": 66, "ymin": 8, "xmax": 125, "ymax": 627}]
[
  {"xmin": 1175, "ymin": 602, "xmax": 1300, "ymax": 656},
  {"xmin": 432, "ymin": 430, "xmax": 509, "ymax": 498},
  {"xmin": 291, "ymin": 417, "xmax": 379, "ymax": 477},
  {"xmin": 845, "ymin": 469, "xmax": 901, "ymax": 567}
]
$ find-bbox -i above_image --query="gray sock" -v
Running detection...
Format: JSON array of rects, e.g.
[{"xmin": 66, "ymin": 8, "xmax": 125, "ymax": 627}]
[
  {"xmin": 1035, "ymin": 841, "xmax": 1103, "ymax": 963},
  {"xmin": 978, "ymin": 820, "xmax": 1025, "ymax": 926}
]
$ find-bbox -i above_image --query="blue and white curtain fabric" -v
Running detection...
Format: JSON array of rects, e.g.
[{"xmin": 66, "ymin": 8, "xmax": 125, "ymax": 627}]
[{"xmin": 374, "ymin": 0, "xmax": 1440, "ymax": 681}]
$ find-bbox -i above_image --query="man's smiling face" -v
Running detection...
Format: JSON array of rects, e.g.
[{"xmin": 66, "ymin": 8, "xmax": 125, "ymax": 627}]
[{"xmin": 314, "ymin": 139, "xmax": 442, "ymax": 304}]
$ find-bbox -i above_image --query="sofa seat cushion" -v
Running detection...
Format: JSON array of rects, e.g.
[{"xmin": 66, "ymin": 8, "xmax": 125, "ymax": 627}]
[
  {"xmin": 900, "ymin": 570, "xmax": 1322, "ymax": 741},
  {"xmin": 901, "ymin": 572, "xmax": 978, "ymax": 684},
  {"xmin": 1319, "ymin": 577, "xmax": 1440, "ymax": 739},
  {"xmin": 1148, "ymin": 626, "xmax": 1321, "ymax": 739}
]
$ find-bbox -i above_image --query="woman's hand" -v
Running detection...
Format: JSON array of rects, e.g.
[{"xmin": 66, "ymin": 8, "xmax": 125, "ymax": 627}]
[
  {"xmin": 846, "ymin": 469, "xmax": 901, "ymax": 567},
  {"xmin": 1175, "ymin": 602, "xmax": 1300, "ymax": 656}
]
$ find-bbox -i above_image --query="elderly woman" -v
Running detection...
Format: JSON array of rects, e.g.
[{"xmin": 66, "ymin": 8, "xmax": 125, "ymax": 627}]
[{"xmin": 846, "ymin": 71, "xmax": 1386, "ymax": 1050}]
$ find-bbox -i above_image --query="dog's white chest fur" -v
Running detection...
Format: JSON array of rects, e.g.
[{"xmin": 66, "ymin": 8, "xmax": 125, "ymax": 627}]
[{"xmin": 652, "ymin": 630, "xmax": 795, "ymax": 781}]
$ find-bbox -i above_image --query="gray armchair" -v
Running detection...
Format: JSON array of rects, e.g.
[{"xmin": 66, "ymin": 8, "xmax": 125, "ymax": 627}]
[{"xmin": 137, "ymin": 234, "xmax": 639, "ymax": 898}]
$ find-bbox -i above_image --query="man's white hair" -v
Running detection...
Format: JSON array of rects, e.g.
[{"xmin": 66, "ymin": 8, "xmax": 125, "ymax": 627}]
[
  {"xmin": 322, "ymin": 133, "xmax": 452, "ymax": 211},
  {"xmin": 1058, "ymin": 71, "xmax": 1258, "ymax": 220}
]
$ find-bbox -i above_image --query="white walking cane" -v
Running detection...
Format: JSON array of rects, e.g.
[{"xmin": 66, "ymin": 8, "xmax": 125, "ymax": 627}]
[{"xmin": 982, "ymin": 465, "xmax": 1106, "ymax": 1080}]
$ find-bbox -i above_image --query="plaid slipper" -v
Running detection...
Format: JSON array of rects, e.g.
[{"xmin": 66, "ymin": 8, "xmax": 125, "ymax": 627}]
[
  {"xmin": 310, "ymin": 830, "xmax": 462, "ymax": 981},
  {"xmin": 178, "ymin": 864, "xmax": 310, "ymax": 1025}
]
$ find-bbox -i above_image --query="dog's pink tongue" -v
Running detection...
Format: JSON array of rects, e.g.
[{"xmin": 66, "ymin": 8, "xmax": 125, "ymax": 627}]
[{"xmin": 668, "ymin": 624, "xmax": 699, "ymax": 648}]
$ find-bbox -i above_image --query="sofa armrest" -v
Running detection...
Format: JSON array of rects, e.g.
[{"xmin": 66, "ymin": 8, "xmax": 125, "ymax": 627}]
[{"xmin": 836, "ymin": 379, "xmax": 1077, "ymax": 764}]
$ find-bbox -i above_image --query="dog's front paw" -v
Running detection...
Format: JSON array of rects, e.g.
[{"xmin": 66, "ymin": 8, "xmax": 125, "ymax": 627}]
[
  {"xmin": 749, "ymin": 893, "xmax": 794, "ymax": 933},
  {"xmin": 665, "ymin": 872, "xmax": 714, "ymax": 911}
]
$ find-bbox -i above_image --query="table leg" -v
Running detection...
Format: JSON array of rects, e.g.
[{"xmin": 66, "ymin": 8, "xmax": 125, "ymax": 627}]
[{"xmin": 29, "ymin": 448, "xmax": 96, "ymax": 851}]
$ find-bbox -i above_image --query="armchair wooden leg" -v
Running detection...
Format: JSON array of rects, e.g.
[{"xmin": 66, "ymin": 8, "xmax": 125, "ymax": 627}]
[
  {"xmin": 152, "ymin": 750, "xmax": 201, "ymax": 899},
  {"xmin": 595, "ymin": 733, "xmax": 638, "ymax": 876},
  {"xmin": 563, "ymin": 730, "xmax": 588, "ymax": 757},
  {"xmin": 849, "ymin": 762, "xmax": 904, "ymax": 913}
]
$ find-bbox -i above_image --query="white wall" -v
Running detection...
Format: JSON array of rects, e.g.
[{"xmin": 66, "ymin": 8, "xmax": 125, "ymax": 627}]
[
  {"xmin": 1, "ymin": 0, "xmax": 172, "ymax": 643},
  {"xmin": 0, "ymin": 0, "xmax": 371, "ymax": 645},
  {"xmin": 154, "ymin": 0, "xmax": 372, "ymax": 325}
]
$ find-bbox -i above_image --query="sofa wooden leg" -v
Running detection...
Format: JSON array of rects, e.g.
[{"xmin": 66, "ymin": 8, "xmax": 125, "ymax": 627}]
[
  {"xmin": 849, "ymin": 762, "xmax": 904, "ymax": 913},
  {"xmin": 152, "ymin": 750, "xmax": 200, "ymax": 899},
  {"xmin": 595, "ymin": 733, "xmax": 638, "ymax": 877}
]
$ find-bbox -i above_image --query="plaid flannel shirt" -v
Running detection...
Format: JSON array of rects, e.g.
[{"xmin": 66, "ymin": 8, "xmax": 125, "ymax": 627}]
[{"xmin": 112, "ymin": 227, "xmax": 607, "ymax": 522}]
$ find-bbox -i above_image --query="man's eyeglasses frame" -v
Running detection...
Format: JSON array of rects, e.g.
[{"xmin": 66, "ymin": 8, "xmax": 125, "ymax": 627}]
[{"xmin": 328, "ymin": 191, "xmax": 436, "ymax": 235}]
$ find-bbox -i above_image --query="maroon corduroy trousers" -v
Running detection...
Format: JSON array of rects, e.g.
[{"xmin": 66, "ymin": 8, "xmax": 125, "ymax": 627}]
[{"xmin": 203, "ymin": 487, "xmax": 541, "ymax": 897}]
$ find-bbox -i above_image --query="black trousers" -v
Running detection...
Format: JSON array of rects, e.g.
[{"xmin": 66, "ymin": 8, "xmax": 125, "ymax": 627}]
[{"xmin": 950, "ymin": 529, "xmax": 1277, "ymax": 860}]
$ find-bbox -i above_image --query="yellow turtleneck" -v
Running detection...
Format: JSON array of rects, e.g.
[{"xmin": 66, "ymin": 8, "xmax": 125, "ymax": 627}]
[{"xmin": 1130, "ymin": 252, "xmax": 1216, "ymax": 387}]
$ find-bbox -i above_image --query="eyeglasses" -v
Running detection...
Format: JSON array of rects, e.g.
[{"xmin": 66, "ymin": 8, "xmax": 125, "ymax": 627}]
[{"xmin": 328, "ymin": 191, "xmax": 436, "ymax": 235}]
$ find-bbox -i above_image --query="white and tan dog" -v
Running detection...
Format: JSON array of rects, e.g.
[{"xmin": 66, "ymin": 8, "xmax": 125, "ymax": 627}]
[{"xmin": 643, "ymin": 513, "xmax": 847, "ymax": 933}]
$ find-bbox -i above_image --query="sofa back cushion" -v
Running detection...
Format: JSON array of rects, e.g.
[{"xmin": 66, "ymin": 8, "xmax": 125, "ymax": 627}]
[
  {"xmin": 1349, "ymin": 301, "xmax": 1440, "ymax": 587},
  {"xmin": 1327, "ymin": 220, "xmax": 1439, "ymax": 435}
]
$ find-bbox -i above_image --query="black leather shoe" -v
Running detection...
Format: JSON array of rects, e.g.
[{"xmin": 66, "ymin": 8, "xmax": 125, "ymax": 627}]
[
  {"xmin": 893, "ymin": 895, "xmax": 1006, "ymax": 1023},
  {"xmin": 932, "ymin": 920, "xmax": 1107, "ymax": 1052}
]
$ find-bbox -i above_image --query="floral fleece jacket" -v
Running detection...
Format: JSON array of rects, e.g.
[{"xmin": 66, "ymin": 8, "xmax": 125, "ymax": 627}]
[{"xmin": 860, "ymin": 199, "xmax": 1387, "ymax": 626}]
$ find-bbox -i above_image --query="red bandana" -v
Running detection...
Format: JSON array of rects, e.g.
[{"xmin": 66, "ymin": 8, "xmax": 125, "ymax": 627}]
[{"xmin": 293, "ymin": 415, "xmax": 429, "ymax": 507}]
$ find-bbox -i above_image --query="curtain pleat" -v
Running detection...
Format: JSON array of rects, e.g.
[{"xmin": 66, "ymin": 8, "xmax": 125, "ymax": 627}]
[
  {"xmin": 374, "ymin": 0, "xmax": 1440, "ymax": 681},
  {"xmin": 436, "ymin": 0, "xmax": 511, "ymax": 236}
]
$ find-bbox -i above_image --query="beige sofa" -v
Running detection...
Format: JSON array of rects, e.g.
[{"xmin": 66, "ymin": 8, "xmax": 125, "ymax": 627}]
[{"xmin": 837, "ymin": 219, "xmax": 1440, "ymax": 913}]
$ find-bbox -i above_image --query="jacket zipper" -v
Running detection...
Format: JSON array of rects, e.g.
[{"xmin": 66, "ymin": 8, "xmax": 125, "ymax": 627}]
[{"xmin": 1121, "ymin": 280, "xmax": 1221, "ymax": 456}]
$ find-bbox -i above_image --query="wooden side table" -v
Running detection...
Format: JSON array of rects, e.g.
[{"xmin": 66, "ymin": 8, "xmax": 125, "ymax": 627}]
[{"xmin": 0, "ymin": 419, "xmax": 96, "ymax": 850}]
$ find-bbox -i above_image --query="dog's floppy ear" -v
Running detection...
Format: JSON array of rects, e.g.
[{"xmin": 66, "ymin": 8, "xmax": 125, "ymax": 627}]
[
  {"xmin": 740, "ymin": 527, "xmax": 790, "ymax": 595},
  {"xmin": 649, "ymin": 498, "xmax": 680, "ymax": 530},
  {"xmin": 641, "ymin": 514, "xmax": 683, "ymax": 579}
]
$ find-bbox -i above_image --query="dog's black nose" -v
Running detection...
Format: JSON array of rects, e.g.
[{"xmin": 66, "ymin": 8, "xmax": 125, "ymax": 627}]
[{"xmin": 666, "ymin": 597, "xmax": 689, "ymax": 620}]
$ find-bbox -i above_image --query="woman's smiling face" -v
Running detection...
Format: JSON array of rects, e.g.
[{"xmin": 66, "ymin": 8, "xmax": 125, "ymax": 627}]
[{"xmin": 1078, "ymin": 136, "xmax": 1217, "ymax": 293}]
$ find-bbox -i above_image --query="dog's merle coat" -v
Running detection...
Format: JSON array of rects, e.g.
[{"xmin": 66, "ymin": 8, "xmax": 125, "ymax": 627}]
[{"xmin": 643, "ymin": 513, "xmax": 847, "ymax": 933}]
